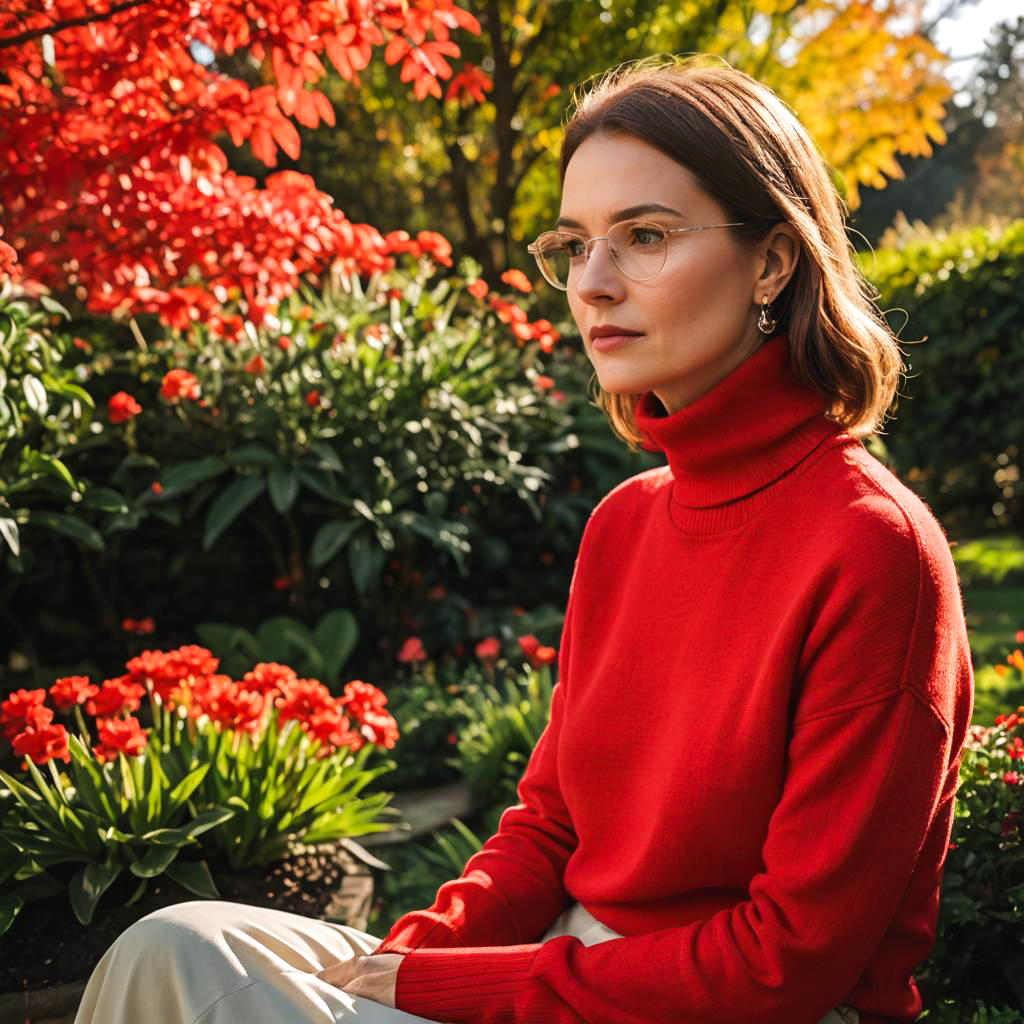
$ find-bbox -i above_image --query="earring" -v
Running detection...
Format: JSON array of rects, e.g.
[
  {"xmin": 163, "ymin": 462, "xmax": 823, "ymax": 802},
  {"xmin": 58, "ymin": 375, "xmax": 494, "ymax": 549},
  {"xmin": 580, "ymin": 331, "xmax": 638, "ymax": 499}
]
[{"xmin": 757, "ymin": 295, "xmax": 777, "ymax": 335}]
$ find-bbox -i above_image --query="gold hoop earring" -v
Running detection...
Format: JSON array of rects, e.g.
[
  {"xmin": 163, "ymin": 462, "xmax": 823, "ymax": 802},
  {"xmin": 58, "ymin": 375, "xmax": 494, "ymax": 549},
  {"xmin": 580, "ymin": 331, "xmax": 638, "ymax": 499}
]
[{"xmin": 757, "ymin": 295, "xmax": 777, "ymax": 335}]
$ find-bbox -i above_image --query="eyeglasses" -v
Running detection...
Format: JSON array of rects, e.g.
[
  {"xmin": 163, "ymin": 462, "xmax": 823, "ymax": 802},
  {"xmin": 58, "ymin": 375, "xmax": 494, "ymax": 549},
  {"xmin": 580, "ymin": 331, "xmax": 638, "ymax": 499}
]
[{"xmin": 526, "ymin": 219, "xmax": 749, "ymax": 291}]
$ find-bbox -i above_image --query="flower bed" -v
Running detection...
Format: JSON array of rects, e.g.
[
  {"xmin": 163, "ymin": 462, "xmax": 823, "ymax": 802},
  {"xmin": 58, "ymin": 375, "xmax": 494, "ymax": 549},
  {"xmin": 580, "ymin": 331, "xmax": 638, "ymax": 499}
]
[{"xmin": 0, "ymin": 644, "xmax": 401, "ymax": 977}]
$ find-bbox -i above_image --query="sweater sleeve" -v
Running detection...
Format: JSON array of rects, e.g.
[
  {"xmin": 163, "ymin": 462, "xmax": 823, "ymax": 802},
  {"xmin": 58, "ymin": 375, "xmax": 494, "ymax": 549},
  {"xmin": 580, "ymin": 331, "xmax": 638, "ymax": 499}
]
[
  {"xmin": 370, "ymin": 578, "xmax": 581, "ymax": 955},
  {"xmin": 386, "ymin": 514, "xmax": 973, "ymax": 1024}
]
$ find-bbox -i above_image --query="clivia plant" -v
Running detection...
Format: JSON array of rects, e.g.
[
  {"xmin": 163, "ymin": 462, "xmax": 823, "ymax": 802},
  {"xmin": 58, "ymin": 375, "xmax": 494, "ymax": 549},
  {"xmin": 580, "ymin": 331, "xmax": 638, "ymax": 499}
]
[{"xmin": 0, "ymin": 644, "xmax": 401, "ymax": 935}]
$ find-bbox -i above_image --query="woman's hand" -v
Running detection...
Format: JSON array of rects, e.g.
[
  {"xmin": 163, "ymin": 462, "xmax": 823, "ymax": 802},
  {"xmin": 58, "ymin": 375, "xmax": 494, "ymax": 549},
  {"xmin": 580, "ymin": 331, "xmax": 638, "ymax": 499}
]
[{"xmin": 317, "ymin": 952, "xmax": 404, "ymax": 1007}]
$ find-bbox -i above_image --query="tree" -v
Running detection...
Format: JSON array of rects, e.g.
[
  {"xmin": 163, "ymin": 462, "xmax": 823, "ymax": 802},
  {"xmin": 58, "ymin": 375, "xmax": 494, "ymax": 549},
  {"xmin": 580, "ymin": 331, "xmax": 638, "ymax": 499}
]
[
  {"xmin": 287, "ymin": 0, "xmax": 958, "ymax": 281},
  {"xmin": 0, "ymin": 0, "xmax": 481, "ymax": 330}
]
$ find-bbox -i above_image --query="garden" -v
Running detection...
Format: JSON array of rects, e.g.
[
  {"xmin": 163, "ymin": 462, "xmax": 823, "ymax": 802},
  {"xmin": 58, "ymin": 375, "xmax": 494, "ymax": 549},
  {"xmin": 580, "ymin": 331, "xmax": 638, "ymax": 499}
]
[{"xmin": 1, "ymin": 1, "xmax": 1023, "ymax": 1022}]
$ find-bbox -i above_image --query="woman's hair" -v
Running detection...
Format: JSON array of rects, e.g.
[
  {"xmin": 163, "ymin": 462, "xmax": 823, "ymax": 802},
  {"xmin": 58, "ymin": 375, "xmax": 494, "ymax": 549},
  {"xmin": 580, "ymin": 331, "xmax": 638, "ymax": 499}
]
[{"xmin": 559, "ymin": 53, "xmax": 908, "ymax": 449}]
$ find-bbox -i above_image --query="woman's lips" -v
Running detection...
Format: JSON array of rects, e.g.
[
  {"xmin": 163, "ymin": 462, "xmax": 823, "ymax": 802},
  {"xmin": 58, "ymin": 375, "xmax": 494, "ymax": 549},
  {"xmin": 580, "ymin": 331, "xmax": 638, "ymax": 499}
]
[{"xmin": 591, "ymin": 332, "xmax": 643, "ymax": 352}]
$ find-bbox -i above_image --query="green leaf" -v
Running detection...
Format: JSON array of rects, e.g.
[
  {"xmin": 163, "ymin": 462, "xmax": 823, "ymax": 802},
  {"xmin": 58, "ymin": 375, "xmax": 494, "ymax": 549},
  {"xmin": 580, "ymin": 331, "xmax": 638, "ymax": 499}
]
[
  {"xmin": 0, "ymin": 893, "xmax": 23, "ymax": 936},
  {"xmin": 225, "ymin": 442, "xmax": 279, "ymax": 468},
  {"xmin": 312, "ymin": 609, "xmax": 358, "ymax": 681},
  {"xmin": 27, "ymin": 511, "xmax": 104, "ymax": 551},
  {"xmin": 202, "ymin": 474, "xmax": 266, "ymax": 551},
  {"xmin": 141, "ymin": 806, "xmax": 234, "ymax": 845},
  {"xmin": 129, "ymin": 844, "xmax": 181, "ymax": 878},
  {"xmin": 267, "ymin": 466, "xmax": 299, "ymax": 513},
  {"xmin": 310, "ymin": 518, "xmax": 361, "ymax": 567},
  {"xmin": 39, "ymin": 293, "xmax": 70, "ymax": 318},
  {"xmin": 348, "ymin": 530, "xmax": 384, "ymax": 595},
  {"xmin": 165, "ymin": 860, "xmax": 220, "ymax": 899},
  {"xmin": 165, "ymin": 763, "xmax": 210, "ymax": 814},
  {"xmin": 158, "ymin": 455, "xmax": 230, "ymax": 495},
  {"xmin": 68, "ymin": 861, "xmax": 122, "ymax": 925}
]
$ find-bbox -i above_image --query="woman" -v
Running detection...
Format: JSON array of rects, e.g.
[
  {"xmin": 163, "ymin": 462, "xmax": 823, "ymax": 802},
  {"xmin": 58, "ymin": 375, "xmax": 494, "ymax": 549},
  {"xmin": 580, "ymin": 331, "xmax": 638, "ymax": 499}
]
[{"xmin": 75, "ymin": 54, "xmax": 974, "ymax": 1024}]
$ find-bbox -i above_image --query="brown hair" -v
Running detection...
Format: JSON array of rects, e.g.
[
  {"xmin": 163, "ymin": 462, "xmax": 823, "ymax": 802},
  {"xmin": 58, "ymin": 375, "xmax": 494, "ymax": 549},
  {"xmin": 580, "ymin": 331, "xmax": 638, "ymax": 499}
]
[{"xmin": 559, "ymin": 53, "xmax": 908, "ymax": 450}]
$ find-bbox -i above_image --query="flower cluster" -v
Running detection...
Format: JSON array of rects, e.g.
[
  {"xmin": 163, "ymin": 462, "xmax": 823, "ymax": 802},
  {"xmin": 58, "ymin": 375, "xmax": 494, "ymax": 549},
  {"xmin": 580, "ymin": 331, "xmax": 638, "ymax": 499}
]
[{"xmin": 0, "ymin": 646, "xmax": 399, "ymax": 769}]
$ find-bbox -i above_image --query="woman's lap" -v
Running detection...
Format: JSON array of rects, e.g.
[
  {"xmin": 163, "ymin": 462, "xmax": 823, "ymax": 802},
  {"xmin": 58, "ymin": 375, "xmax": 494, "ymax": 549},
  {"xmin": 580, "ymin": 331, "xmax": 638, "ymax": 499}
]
[
  {"xmin": 74, "ymin": 896, "xmax": 861, "ymax": 1024},
  {"xmin": 73, "ymin": 899, "xmax": 446, "ymax": 1024}
]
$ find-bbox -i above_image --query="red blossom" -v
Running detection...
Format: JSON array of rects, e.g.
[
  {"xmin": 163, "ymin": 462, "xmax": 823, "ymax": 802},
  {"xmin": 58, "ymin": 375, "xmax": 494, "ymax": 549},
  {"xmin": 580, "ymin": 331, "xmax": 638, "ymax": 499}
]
[
  {"xmin": 108, "ymin": 391, "xmax": 143, "ymax": 423},
  {"xmin": 13, "ymin": 721, "xmax": 70, "ymax": 767},
  {"xmin": 397, "ymin": 636, "xmax": 427, "ymax": 663},
  {"xmin": 475, "ymin": 635, "xmax": 501, "ymax": 662},
  {"xmin": 242, "ymin": 662, "xmax": 298, "ymax": 696},
  {"xmin": 274, "ymin": 677, "xmax": 335, "ymax": 725},
  {"xmin": 466, "ymin": 278, "xmax": 488, "ymax": 299},
  {"xmin": 49, "ymin": 675, "xmax": 99, "ymax": 710},
  {"xmin": 197, "ymin": 677, "xmax": 266, "ymax": 734},
  {"xmin": 1, "ymin": 688, "xmax": 48, "ymax": 740},
  {"xmin": 85, "ymin": 676, "xmax": 147, "ymax": 717},
  {"xmin": 160, "ymin": 369, "xmax": 201, "ymax": 402},
  {"xmin": 93, "ymin": 715, "xmax": 149, "ymax": 763}
]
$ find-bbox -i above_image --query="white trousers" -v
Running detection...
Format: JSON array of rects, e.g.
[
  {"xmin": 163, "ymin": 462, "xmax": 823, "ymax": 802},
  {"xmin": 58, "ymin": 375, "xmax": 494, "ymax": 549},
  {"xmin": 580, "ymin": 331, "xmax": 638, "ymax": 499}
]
[{"xmin": 73, "ymin": 897, "xmax": 860, "ymax": 1023}]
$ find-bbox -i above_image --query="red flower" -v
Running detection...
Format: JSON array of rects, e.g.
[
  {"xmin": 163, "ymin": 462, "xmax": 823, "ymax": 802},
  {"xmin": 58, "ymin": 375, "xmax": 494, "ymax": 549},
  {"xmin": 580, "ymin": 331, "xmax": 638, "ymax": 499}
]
[
  {"xmin": 274, "ymin": 678, "xmax": 334, "ymax": 725},
  {"xmin": 356, "ymin": 708, "xmax": 399, "ymax": 750},
  {"xmin": 108, "ymin": 391, "xmax": 142, "ymax": 423},
  {"xmin": 467, "ymin": 278, "xmax": 489, "ymax": 299},
  {"xmin": 93, "ymin": 715, "xmax": 149, "ymax": 763},
  {"xmin": 475, "ymin": 635, "xmax": 501, "ymax": 662},
  {"xmin": 304, "ymin": 704, "xmax": 362, "ymax": 754},
  {"xmin": 121, "ymin": 616, "xmax": 155, "ymax": 634},
  {"xmin": 341, "ymin": 680, "xmax": 389, "ymax": 718},
  {"xmin": 13, "ymin": 721, "xmax": 70, "ymax": 767},
  {"xmin": 160, "ymin": 369, "xmax": 200, "ymax": 401},
  {"xmin": 499, "ymin": 268, "xmax": 532, "ymax": 293},
  {"xmin": 535, "ymin": 375, "xmax": 555, "ymax": 391},
  {"xmin": 534, "ymin": 645, "xmax": 557, "ymax": 665},
  {"xmin": 150, "ymin": 481, "xmax": 164, "ymax": 494},
  {"xmin": 49, "ymin": 675, "xmax": 99, "ymax": 710},
  {"xmin": 242, "ymin": 662, "xmax": 298, "ymax": 697},
  {"xmin": 1, "ymin": 688, "xmax": 48, "ymax": 740},
  {"xmin": 244, "ymin": 354, "xmax": 266, "ymax": 375},
  {"xmin": 517, "ymin": 634, "xmax": 539, "ymax": 660},
  {"xmin": 397, "ymin": 636, "xmax": 427, "ymax": 663},
  {"xmin": 277, "ymin": 336, "xmax": 291, "ymax": 350},
  {"xmin": 198, "ymin": 677, "xmax": 266, "ymax": 734},
  {"xmin": 305, "ymin": 390, "xmax": 321, "ymax": 407},
  {"xmin": 85, "ymin": 676, "xmax": 146, "ymax": 717}
]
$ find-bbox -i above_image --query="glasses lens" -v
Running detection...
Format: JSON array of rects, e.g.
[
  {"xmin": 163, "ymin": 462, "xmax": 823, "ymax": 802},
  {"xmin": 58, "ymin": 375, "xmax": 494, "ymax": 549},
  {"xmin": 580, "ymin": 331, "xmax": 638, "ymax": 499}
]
[
  {"xmin": 608, "ymin": 221, "xmax": 667, "ymax": 282},
  {"xmin": 535, "ymin": 222, "xmax": 667, "ymax": 289},
  {"xmin": 535, "ymin": 234, "xmax": 583, "ymax": 290}
]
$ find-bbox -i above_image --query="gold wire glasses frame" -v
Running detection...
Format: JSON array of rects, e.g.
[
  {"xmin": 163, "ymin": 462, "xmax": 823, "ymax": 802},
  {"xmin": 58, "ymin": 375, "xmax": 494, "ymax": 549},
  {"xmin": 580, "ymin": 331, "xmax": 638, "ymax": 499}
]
[{"xmin": 526, "ymin": 219, "xmax": 749, "ymax": 291}]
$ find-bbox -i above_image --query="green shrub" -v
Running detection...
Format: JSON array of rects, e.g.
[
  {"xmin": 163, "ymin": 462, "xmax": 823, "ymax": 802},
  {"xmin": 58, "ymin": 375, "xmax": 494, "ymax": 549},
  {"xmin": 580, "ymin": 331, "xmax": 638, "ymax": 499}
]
[{"xmin": 856, "ymin": 218, "xmax": 1024, "ymax": 538}]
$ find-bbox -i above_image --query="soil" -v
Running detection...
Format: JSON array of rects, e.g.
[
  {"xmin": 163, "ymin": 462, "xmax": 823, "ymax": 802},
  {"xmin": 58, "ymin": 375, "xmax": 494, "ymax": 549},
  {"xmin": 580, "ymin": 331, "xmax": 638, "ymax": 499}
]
[{"xmin": 0, "ymin": 841, "xmax": 369, "ymax": 995}]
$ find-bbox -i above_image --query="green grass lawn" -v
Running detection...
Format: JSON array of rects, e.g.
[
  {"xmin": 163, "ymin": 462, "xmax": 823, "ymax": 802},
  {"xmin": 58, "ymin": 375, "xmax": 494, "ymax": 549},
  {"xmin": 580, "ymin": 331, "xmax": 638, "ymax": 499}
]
[{"xmin": 956, "ymin": 532, "xmax": 1024, "ymax": 724}]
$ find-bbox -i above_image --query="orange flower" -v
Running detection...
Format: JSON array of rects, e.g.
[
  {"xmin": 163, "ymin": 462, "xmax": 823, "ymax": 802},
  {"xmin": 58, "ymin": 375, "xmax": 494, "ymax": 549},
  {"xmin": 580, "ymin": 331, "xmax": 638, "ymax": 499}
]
[
  {"xmin": 277, "ymin": 336, "xmax": 291, "ymax": 350},
  {"xmin": 467, "ymin": 278, "xmax": 489, "ymax": 299},
  {"xmin": 500, "ymin": 268, "xmax": 532, "ymax": 293},
  {"xmin": 108, "ymin": 390, "xmax": 142, "ymax": 423},
  {"xmin": 160, "ymin": 369, "xmax": 200, "ymax": 401},
  {"xmin": 535, "ymin": 375, "xmax": 554, "ymax": 390}
]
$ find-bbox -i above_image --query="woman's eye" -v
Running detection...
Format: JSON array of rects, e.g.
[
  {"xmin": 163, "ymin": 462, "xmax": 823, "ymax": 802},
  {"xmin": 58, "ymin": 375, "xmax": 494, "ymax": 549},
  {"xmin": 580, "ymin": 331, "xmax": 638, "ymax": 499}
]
[
  {"xmin": 565, "ymin": 238, "xmax": 586, "ymax": 258},
  {"xmin": 631, "ymin": 227, "xmax": 663, "ymax": 246}
]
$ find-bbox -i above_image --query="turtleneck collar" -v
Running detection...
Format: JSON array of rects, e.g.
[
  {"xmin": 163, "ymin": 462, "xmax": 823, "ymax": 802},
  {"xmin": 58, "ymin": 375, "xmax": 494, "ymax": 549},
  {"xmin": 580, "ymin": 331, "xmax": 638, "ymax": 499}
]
[{"xmin": 633, "ymin": 333, "xmax": 848, "ymax": 518}]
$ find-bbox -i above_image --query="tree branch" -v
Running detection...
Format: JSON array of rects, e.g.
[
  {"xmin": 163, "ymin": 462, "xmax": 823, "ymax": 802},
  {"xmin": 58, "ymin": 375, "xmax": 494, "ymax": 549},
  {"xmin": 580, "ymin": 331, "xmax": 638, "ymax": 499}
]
[{"xmin": 0, "ymin": 0, "xmax": 152, "ymax": 51}]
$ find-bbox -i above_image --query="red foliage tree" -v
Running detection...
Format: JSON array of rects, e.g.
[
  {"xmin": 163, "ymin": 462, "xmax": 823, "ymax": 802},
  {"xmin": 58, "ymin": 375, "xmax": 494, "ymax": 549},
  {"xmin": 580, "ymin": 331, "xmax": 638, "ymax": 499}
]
[{"xmin": 0, "ymin": 0, "xmax": 480, "ymax": 328}]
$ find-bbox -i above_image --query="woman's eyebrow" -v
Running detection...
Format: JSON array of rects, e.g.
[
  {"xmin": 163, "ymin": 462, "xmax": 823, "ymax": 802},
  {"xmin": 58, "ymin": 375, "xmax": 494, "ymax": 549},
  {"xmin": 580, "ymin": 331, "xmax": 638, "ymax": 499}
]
[{"xmin": 555, "ymin": 202, "xmax": 686, "ymax": 229}]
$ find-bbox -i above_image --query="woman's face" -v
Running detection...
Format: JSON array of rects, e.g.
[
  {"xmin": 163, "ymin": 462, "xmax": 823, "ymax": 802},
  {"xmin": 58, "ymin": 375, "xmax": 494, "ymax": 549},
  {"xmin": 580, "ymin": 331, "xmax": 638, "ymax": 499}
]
[{"xmin": 558, "ymin": 131, "xmax": 798, "ymax": 415}]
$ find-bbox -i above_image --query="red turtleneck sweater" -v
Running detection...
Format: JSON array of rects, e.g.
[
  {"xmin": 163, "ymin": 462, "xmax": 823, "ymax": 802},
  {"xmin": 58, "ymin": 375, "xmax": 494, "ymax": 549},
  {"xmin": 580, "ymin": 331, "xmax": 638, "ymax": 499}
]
[{"xmin": 372, "ymin": 333, "xmax": 975, "ymax": 1024}]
